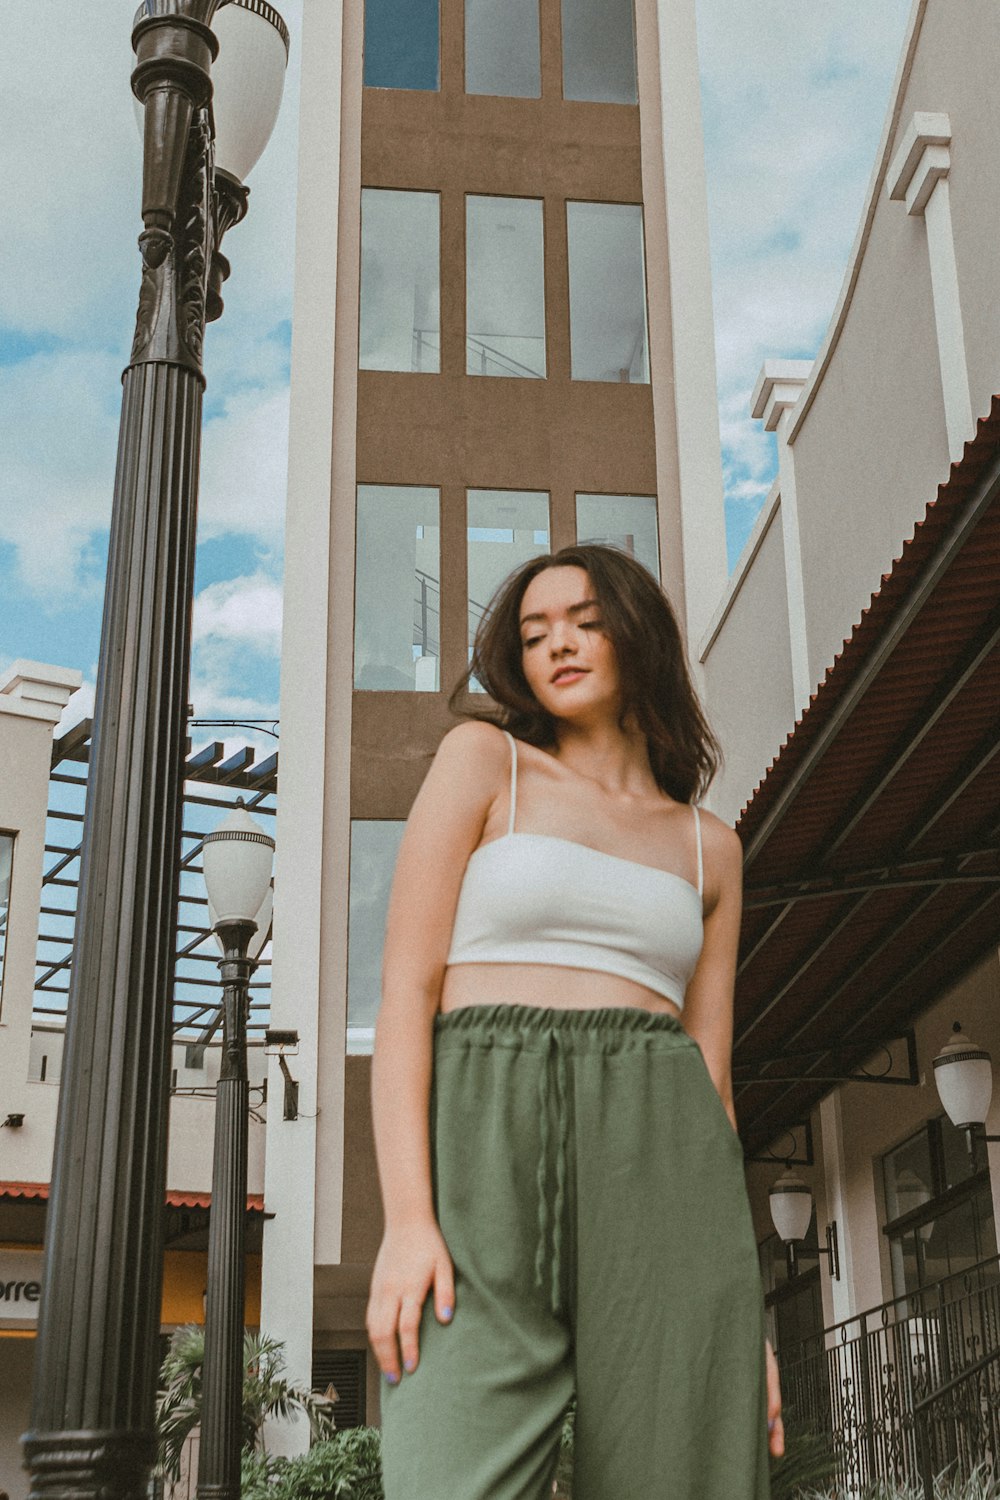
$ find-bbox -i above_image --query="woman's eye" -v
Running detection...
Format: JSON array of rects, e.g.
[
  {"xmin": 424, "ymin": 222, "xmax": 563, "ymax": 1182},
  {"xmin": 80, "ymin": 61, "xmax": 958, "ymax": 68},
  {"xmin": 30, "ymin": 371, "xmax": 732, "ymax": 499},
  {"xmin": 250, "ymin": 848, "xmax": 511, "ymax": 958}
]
[
  {"xmin": 580, "ymin": 620, "xmax": 603, "ymax": 630},
  {"xmin": 523, "ymin": 636, "xmax": 543, "ymax": 648}
]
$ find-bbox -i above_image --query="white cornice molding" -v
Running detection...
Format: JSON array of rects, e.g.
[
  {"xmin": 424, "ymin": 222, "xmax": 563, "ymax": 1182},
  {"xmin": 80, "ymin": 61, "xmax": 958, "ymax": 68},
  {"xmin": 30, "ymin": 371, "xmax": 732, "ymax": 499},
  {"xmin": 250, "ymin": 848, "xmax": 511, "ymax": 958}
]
[
  {"xmin": 0, "ymin": 660, "xmax": 82, "ymax": 724},
  {"xmin": 888, "ymin": 111, "xmax": 952, "ymax": 216},
  {"xmin": 751, "ymin": 360, "xmax": 814, "ymax": 432}
]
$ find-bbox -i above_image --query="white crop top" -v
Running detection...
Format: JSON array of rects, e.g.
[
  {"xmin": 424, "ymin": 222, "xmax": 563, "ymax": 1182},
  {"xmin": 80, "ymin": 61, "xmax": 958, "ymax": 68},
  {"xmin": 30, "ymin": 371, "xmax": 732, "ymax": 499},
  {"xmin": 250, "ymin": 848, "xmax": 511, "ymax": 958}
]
[{"xmin": 445, "ymin": 731, "xmax": 704, "ymax": 1008}]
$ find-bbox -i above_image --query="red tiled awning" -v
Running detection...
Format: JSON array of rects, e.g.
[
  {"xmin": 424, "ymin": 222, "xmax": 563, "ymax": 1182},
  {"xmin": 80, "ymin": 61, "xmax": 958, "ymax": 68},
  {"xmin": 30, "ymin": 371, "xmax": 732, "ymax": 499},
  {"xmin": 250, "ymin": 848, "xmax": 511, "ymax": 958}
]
[
  {"xmin": 733, "ymin": 398, "xmax": 1000, "ymax": 1157},
  {"xmin": 0, "ymin": 1181, "xmax": 265, "ymax": 1212}
]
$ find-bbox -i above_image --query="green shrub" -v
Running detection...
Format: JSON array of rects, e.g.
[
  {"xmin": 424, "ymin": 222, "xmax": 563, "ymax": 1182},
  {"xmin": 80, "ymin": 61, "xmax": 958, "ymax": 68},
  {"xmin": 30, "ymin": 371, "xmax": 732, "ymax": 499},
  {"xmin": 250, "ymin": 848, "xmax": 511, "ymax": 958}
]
[{"xmin": 240, "ymin": 1430, "xmax": 384, "ymax": 1500}]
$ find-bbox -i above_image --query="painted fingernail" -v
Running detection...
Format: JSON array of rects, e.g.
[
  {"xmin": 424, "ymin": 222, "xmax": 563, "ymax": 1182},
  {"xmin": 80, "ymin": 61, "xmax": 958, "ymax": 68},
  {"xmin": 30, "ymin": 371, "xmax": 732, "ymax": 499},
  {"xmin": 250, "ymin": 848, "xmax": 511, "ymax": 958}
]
[
  {"xmin": 768, "ymin": 1418, "xmax": 776, "ymax": 1431},
  {"xmin": 404, "ymin": 1357, "xmax": 416, "ymax": 1371},
  {"xmin": 386, "ymin": 1372, "xmax": 399, "ymax": 1384},
  {"xmin": 441, "ymin": 1305, "xmax": 453, "ymax": 1319}
]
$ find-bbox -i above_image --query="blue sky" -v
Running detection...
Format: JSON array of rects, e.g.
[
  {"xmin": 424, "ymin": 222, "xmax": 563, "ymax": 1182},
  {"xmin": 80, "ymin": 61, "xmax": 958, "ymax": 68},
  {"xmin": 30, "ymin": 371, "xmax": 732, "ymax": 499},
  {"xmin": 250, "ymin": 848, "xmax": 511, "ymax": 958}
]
[{"xmin": 0, "ymin": 0, "xmax": 911, "ymax": 743}]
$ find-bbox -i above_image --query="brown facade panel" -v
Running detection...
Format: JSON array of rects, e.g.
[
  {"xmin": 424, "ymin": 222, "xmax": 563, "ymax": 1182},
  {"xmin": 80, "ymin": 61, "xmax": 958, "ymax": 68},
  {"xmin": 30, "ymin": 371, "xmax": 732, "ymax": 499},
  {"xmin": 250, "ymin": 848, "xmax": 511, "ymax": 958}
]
[
  {"xmin": 362, "ymin": 92, "xmax": 643, "ymax": 203},
  {"xmin": 354, "ymin": 0, "xmax": 657, "ymax": 817}
]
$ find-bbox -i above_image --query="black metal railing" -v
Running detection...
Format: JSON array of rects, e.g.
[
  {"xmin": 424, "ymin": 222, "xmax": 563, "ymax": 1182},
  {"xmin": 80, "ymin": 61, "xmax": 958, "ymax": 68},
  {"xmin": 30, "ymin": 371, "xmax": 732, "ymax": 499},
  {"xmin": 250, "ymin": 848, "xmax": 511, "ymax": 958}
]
[
  {"xmin": 913, "ymin": 1340, "xmax": 1000, "ymax": 1498},
  {"xmin": 778, "ymin": 1253, "xmax": 1000, "ymax": 1492}
]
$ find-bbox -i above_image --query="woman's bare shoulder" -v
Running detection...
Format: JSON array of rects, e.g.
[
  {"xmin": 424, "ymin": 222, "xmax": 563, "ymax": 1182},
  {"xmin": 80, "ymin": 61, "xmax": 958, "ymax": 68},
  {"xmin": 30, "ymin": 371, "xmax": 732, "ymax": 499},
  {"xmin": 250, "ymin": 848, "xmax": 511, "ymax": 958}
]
[
  {"xmin": 697, "ymin": 806, "xmax": 744, "ymax": 877},
  {"xmin": 426, "ymin": 719, "xmax": 511, "ymax": 799}
]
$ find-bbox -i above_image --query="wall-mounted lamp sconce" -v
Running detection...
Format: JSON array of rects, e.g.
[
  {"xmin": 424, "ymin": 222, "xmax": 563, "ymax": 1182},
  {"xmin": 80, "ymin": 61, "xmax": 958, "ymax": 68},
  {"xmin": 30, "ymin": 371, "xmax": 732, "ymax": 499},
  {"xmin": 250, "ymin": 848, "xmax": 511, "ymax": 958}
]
[
  {"xmin": 933, "ymin": 1023, "xmax": 1000, "ymax": 1149},
  {"xmin": 2, "ymin": 1114, "xmax": 25, "ymax": 1129},
  {"xmin": 264, "ymin": 1029, "xmax": 300, "ymax": 1121},
  {"xmin": 768, "ymin": 1166, "xmax": 840, "ymax": 1280}
]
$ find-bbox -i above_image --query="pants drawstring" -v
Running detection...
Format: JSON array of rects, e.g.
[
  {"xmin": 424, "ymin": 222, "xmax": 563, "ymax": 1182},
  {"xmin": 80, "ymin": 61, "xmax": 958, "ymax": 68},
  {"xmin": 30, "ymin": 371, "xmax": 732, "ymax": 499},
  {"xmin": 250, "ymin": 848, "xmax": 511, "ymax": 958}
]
[{"xmin": 534, "ymin": 1029, "xmax": 569, "ymax": 1317}]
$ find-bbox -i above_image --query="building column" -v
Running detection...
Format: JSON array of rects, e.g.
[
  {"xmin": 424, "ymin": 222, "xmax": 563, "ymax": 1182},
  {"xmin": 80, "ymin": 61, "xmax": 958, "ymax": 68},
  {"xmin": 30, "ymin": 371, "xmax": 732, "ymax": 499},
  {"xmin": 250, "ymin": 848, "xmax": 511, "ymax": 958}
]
[
  {"xmin": 260, "ymin": 0, "xmax": 347, "ymax": 1457},
  {"xmin": 641, "ymin": 0, "xmax": 729, "ymax": 653},
  {"xmin": 817, "ymin": 1090, "xmax": 859, "ymax": 1329},
  {"xmin": 0, "ymin": 663, "xmax": 81, "ymax": 1127},
  {"xmin": 751, "ymin": 360, "xmax": 812, "ymax": 720},
  {"xmin": 888, "ymin": 113, "xmax": 974, "ymax": 462}
]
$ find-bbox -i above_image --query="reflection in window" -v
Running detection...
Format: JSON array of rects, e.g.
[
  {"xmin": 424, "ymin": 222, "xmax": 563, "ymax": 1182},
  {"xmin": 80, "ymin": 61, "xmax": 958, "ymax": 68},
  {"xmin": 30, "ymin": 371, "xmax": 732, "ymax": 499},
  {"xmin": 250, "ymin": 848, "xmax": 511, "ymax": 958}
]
[
  {"xmin": 562, "ymin": 0, "xmax": 637, "ymax": 103},
  {"xmin": 567, "ymin": 202, "xmax": 649, "ymax": 383},
  {"xmin": 467, "ymin": 197, "xmax": 546, "ymax": 378},
  {"xmin": 354, "ymin": 486, "xmax": 441, "ymax": 690},
  {"xmin": 882, "ymin": 1117, "xmax": 995, "ymax": 1297},
  {"xmin": 363, "ymin": 0, "xmax": 439, "ymax": 90},
  {"xmin": 0, "ymin": 834, "xmax": 11, "ymax": 1006},
  {"xmin": 347, "ymin": 821, "xmax": 406, "ymax": 1039},
  {"xmin": 576, "ymin": 493, "xmax": 659, "ymax": 579},
  {"xmin": 360, "ymin": 190, "xmax": 440, "ymax": 373},
  {"xmin": 466, "ymin": 0, "xmax": 540, "ymax": 98},
  {"xmin": 468, "ymin": 491, "xmax": 550, "ymax": 690}
]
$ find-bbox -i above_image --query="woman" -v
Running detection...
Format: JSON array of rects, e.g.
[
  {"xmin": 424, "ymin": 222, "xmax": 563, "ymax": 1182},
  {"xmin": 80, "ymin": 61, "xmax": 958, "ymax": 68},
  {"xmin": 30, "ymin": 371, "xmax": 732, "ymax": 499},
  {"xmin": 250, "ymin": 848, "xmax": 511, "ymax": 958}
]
[{"xmin": 366, "ymin": 543, "xmax": 783, "ymax": 1499}]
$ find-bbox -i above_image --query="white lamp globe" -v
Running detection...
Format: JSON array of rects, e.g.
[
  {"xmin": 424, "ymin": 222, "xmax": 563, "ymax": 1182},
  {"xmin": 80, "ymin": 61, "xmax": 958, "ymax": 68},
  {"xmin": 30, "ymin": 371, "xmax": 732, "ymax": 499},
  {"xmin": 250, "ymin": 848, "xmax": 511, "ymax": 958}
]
[
  {"xmin": 933, "ymin": 1024, "xmax": 993, "ymax": 1130},
  {"xmin": 768, "ymin": 1168, "xmax": 813, "ymax": 1244},
  {"xmin": 202, "ymin": 801, "xmax": 275, "ymax": 926},
  {"xmin": 211, "ymin": 0, "xmax": 289, "ymax": 184},
  {"xmin": 207, "ymin": 881, "xmax": 273, "ymax": 959}
]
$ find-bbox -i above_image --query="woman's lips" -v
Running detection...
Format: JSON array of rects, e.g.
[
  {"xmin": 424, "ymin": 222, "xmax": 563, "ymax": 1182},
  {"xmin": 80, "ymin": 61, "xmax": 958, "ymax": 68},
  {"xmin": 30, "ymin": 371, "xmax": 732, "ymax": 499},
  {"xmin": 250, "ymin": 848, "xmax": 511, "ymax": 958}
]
[{"xmin": 552, "ymin": 668, "xmax": 588, "ymax": 685}]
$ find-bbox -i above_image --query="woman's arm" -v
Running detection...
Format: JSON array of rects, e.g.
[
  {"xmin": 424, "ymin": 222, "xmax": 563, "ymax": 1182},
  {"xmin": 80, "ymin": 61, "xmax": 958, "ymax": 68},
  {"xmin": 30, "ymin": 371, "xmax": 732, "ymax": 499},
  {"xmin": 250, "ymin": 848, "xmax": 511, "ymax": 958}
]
[
  {"xmin": 681, "ymin": 813, "xmax": 785, "ymax": 1457},
  {"xmin": 679, "ymin": 811, "xmax": 743, "ymax": 1130},
  {"xmin": 367, "ymin": 719, "xmax": 508, "ymax": 1382}
]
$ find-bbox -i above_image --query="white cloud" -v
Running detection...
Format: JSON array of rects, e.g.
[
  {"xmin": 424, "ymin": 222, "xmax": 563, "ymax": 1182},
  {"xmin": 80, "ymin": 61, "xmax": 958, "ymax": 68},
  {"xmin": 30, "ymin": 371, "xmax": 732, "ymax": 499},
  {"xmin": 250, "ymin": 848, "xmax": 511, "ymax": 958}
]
[
  {"xmin": 199, "ymin": 386, "xmax": 290, "ymax": 542},
  {"xmin": 193, "ymin": 573, "xmax": 283, "ymax": 652},
  {"xmin": 0, "ymin": 349, "xmax": 121, "ymax": 597}
]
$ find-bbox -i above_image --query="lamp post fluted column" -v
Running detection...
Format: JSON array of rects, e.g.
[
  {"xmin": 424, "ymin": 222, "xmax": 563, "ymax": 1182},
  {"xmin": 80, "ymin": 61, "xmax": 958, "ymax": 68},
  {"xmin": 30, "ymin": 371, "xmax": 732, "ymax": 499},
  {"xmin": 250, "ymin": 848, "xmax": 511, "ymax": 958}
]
[
  {"xmin": 197, "ymin": 918, "xmax": 256, "ymax": 1500},
  {"xmin": 22, "ymin": 5, "xmax": 257, "ymax": 1496}
]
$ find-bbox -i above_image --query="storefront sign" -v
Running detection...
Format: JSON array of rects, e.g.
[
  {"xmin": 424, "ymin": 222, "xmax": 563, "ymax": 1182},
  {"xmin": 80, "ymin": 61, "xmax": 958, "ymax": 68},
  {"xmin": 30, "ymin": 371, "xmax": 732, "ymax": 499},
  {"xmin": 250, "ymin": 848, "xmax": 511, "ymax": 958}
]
[{"xmin": 0, "ymin": 1249, "xmax": 42, "ymax": 1322}]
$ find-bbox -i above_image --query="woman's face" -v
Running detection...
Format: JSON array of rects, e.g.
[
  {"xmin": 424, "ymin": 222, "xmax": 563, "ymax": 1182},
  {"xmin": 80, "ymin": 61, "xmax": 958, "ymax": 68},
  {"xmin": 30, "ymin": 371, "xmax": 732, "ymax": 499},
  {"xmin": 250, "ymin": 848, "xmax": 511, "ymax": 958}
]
[{"xmin": 518, "ymin": 566, "xmax": 622, "ymax": 722}]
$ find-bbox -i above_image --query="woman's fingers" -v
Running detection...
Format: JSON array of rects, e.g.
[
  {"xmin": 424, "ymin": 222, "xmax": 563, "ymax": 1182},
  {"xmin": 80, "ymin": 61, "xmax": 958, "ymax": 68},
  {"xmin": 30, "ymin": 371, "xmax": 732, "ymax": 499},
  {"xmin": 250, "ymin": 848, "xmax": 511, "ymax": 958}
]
[
  {"xmin": 397, "ymin": 1290, "xmax": 426, "ymax": 1375},
  {"xmin": 366, "ymin": 1287, "xmax": 405, "ymax": 1384},
  {"xmin": 434, "ymin": 1253, "xmax": 455, "ymax": 1325}
]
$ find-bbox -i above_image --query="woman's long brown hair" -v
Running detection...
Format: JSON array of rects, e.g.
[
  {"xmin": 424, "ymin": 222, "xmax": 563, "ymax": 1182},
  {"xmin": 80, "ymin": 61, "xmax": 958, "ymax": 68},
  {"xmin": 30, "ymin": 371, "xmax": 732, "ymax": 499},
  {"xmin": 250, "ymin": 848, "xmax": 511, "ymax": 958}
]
[{"xmin": 448, "ymin": 543, "xmax": 722, "ymax": 803}]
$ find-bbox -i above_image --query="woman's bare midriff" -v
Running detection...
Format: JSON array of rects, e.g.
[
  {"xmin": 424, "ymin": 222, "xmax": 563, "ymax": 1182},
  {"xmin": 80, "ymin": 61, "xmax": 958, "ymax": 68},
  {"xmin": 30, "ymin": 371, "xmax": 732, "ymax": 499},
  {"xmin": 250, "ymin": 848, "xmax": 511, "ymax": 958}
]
[{"xmin": 438, "ymin": 961, "xmax": 683, "ymax": 1020}]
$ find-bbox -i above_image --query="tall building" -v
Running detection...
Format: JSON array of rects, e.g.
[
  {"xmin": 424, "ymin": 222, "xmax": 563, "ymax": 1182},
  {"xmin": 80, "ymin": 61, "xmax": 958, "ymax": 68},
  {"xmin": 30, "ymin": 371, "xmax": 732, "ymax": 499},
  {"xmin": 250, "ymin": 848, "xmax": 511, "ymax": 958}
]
[{"xmin": 263, "ymin": 0, "xmax": 730, "ymax": 1440}]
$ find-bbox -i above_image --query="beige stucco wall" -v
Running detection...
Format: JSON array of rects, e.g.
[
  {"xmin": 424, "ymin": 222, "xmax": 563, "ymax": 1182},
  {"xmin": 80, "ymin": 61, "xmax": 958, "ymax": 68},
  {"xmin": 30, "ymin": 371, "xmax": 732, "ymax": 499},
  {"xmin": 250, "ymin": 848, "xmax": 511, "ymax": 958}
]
[
  {"xmin": 790, "ymin": 198, "xmax": 945, "ymax": 690},
  {"xmin": 909, "ymin": 0, "xmax": 1000, "ymax": 427},
  {"xmin": 700, "ymin": 494, "xmax": 797, "ymax": 826}
]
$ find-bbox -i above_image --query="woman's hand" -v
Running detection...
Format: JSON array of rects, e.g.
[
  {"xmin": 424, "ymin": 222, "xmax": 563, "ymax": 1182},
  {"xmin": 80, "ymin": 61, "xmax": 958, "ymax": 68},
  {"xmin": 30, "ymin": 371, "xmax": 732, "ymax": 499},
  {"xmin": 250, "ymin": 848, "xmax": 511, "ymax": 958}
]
[
  {"xmin": 765, "ymin": 1337, "xmax": 784, "ymax": 1457},
  {"xmin": 366, "ymin": 1218, "xmax": 456, "ymax": 1384}
]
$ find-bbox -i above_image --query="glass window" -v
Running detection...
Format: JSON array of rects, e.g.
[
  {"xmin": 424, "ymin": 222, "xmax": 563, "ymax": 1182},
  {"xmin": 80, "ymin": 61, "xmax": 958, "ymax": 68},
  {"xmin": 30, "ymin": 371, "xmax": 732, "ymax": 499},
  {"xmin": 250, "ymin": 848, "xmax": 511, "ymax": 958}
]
[
  {"xmin": 360, "ymin": 190, "xmax": 440, "ymax": 373},
  {"xmin": 0, "ymin": 833, "xmax": 11, "ymax": 1006},
  {"xmin": 567, "ymin": 201, "xmax": 649, "ymax": 383},
  {"xmin": 576, "ymin": 493, "xmax": 659, "ymax": 579},
  {"xmin": 466, "ymin": 197, "xmax": 546, "ymax": 378},
  {"xmin": 561, "ymin": 0, "xmax": 637, "ymax": 104},
  {"xmin": 883, "ymin": 1118, "xmax": 996, "ymax": 1298},
  {"xmin": 465, "ymin": 0, "xmax": 540, "ymax": 97},
  {"xmin": 363, "ymin": 0, "xmax": 439, "ymax": 90},
  {"xmin": 468, "ymin": 490, "xmax": 550, "ymax": 690},
  {"xmin": 355, "ymin": 486, "xmax": 441, "ymax": 690},
  {"xmin": 347, "ymin": 821, "xmax": 406, "ymax": 1038}
]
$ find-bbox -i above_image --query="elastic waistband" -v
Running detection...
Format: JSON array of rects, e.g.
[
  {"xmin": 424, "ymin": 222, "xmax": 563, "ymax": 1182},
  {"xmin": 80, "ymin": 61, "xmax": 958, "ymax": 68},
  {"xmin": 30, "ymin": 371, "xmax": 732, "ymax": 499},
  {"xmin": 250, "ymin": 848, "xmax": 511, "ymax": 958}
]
[{"xmin": 433, "ymin": 1001, "xmax": 695, "ymax": 1052}]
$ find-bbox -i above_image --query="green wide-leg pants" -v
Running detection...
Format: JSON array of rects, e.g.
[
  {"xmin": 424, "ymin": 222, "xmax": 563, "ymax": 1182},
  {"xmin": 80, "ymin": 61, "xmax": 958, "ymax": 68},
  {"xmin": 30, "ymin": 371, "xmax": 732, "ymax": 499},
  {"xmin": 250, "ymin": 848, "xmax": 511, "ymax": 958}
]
[{"xmin": 379, "ymin": 1002, "xmax": 771, "ymax": 1499}]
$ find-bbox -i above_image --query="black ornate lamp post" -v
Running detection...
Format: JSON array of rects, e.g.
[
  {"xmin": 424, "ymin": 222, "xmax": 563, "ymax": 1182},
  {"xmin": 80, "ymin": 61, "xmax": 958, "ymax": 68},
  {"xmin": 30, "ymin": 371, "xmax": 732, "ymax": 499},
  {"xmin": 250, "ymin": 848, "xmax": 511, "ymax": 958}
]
[
  {"xmin": 198, "ymin": 801, "xmax": 274, "ymax": 1500},
  {"xmin": 21, "ymin": 5, "xmax": 287, "ymax": 1498}
]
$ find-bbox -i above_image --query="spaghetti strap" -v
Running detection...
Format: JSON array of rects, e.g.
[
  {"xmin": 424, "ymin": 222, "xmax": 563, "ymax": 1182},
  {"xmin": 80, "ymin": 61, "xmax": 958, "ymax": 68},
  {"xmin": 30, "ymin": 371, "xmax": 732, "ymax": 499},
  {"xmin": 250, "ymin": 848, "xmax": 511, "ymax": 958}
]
[
  {"xmin": 692, "ymin": 804, "xmax": 703, "ymax": 898},
  {"xmin": 502, "ymin": 730, "xmax": 518, "ymax": 836}
]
